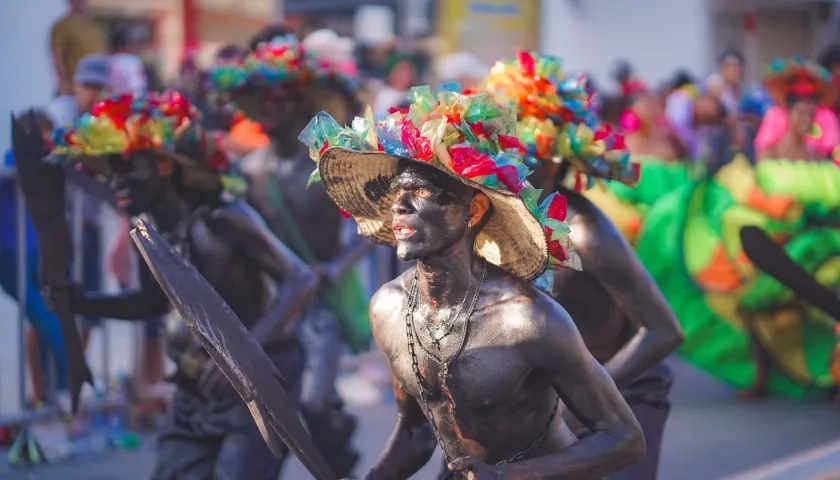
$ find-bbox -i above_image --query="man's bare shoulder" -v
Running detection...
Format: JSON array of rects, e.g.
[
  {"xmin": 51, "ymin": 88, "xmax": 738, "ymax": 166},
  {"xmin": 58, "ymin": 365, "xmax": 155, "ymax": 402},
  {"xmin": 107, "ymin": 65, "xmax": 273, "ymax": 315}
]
[
  {"xmin": 483, "ymin": 268, "xmax": 578, "ymax": 345},
  {"xmin": 369, "ymin": 268, "xmax": 413, "ymax": 335}
]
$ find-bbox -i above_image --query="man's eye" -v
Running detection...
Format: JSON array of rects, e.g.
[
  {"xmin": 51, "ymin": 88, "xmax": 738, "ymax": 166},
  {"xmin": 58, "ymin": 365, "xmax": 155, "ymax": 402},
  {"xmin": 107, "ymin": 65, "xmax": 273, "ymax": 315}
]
[{"xmin": 414, "ymin": 188, "xmax": 433, "ymax": 198}]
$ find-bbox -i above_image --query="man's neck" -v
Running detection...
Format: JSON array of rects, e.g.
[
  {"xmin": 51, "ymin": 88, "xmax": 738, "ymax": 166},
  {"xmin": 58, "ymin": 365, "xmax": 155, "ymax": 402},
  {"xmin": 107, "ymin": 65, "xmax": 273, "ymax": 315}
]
[
  {"xmin": 415, "ymin": 238, "xmax": 483, "ymax": 309},
  {"xmin": 147, "ymin": 184, "xmax": 193, "ymax": 234}
]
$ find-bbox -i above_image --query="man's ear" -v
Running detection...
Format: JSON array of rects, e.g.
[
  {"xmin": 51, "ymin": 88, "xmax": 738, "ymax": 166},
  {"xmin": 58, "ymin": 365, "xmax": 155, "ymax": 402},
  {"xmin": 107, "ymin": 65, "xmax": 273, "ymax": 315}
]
[{"xmin": 468, "ymin": 192, "xmax": 491, "ymax": 228}]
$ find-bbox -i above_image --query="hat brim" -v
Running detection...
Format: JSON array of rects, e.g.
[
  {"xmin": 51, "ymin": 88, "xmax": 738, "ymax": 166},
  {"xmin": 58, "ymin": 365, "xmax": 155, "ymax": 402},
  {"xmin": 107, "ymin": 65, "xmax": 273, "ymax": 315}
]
[
  {"xmin": 222, "ymin": 79, "xmax": 360, "ymax": 126},
  {"xmin": 318, "ymin": 147, "xmax": 551, "ymax": 282},
  {"xmin": 66, "ymin": 149, "xmax": 221, "ymax": 192}
]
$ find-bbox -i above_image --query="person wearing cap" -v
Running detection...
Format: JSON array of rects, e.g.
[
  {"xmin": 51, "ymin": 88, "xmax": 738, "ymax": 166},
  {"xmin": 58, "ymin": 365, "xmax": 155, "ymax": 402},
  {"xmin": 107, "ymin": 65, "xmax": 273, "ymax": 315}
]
[
  {"xmin": 301, "ymin": 86, "xmax": 644, "ymax": 479},
  {"xmin": 44, "ymin": 91, "xmax": 318, "ymax": 478}
]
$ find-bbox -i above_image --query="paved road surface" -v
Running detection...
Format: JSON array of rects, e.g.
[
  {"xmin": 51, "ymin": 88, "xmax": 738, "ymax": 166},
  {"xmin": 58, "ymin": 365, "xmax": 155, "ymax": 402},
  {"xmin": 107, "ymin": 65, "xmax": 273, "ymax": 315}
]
[{"xmin": 2, "ymin": 358, "xmax": 840, "ymax": 480}]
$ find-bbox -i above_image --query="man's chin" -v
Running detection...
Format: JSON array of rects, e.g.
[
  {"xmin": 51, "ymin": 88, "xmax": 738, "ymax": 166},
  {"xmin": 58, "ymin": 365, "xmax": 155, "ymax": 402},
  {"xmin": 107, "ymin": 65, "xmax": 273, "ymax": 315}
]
[{"xmin": 395, "ymin": 243, "xmax": 429, "ymax": 262}]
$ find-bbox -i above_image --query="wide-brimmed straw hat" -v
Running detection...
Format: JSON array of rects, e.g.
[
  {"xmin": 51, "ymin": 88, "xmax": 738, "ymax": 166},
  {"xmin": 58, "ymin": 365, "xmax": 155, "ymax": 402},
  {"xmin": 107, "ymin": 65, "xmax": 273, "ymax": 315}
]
[
  {"xmin": 764, "ymin": 56, "xmax": 836, "ymax": 107},
  {"xmin": 484, "ymin": 50, "xmax": 638, "ymax": 191},
  {"xmin": 300, "ymin": 86, "xmax": 581, "ymax": 284},
  {"xmin": 207, "ymin": 34, "xmax": 360, "ymax": 126},
  {"xmin": 50, "ymin": 91, "xmax": 246, "ymax": 198}
]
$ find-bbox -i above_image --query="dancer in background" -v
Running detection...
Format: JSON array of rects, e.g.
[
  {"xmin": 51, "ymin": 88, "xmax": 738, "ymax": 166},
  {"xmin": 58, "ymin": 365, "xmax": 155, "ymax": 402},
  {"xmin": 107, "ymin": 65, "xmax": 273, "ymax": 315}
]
[
  {"xmin": 632, "ymin": 57, "xmax": 840, "ymax": 402},
  {"xmin": 207, "ymin": 31, "xmax": 371, "ymax": 476},
  {"xmin": 37, "ymin": 91, "xmax": 318, "ymax": 477},
  {"xmin": 485, "ymin": 50, "xmax": 683, "ymax": 480}
]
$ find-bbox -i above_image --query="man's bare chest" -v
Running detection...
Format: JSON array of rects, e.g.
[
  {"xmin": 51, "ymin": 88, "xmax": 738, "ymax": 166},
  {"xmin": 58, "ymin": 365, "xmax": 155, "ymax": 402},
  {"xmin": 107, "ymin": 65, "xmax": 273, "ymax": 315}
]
[{"xmin": 387, "ymin": 316, "xmax": 532, "ymax": 410}]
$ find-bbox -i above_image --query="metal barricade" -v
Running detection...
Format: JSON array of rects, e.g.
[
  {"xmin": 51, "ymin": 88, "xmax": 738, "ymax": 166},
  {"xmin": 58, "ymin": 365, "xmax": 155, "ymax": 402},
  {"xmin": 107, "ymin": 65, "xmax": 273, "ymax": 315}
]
[{"xmin": 0, "ymin": 174, "xmax": 125, "ymax": 428}]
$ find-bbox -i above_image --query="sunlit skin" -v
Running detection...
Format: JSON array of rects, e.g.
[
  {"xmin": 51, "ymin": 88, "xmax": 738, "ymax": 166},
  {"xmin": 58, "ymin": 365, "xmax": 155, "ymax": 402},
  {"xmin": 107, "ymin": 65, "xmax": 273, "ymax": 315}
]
[{"xmin": 363, "ymin": 162, "xmax": 644, "ymax": 480}]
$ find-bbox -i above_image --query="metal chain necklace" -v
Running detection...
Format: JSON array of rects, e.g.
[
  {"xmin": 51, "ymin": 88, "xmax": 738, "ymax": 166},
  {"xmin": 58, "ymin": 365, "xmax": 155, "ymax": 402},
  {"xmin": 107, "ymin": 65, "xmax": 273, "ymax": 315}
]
[
  {"xmin": 421, "ymin": 269, "xmax": 474, "ymax": 349},
  {"xmin": 405, "ymin": 261, "xmax": 485, "ymax": 466},
  {"xmin": 404, "ymin": 260, "xmax": 560, "ymax": 470},
  {"xmin": 413, "ymin": 262, "xmax": 486, "ymax": 364}
]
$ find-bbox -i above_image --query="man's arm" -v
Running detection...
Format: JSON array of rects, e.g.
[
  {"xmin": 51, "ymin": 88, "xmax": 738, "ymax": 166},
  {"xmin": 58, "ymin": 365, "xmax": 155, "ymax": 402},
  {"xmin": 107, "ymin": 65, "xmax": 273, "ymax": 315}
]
[
  {"xmin": 365, "ymin": 376, "xmax": 437, "ymax": 480},
  {"xmin": 318, "ymin": 235, "xmax": 374, "ymax": 286},
  {"xmin": 503, "ymin": 297, "xmax": 645, "ymax": 480},
  {"xmin": 209, "ymin": 202, "xmax": 318, "ymax": 344},
  {"xmin": 572, "ymin": 217, "xmax": 683, "ymax": 386},
  {"xmin": 75, "ymin": 240, "xmax": 171, "ymax": 320},
  {"xmin": 364, "ymin": 283, "xmax": 437, "ymax": 479}
]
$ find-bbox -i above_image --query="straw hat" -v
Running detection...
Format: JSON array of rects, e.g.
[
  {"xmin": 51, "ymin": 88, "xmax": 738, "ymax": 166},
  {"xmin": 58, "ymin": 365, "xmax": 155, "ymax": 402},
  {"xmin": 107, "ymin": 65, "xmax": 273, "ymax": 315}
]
[
  {"xmin": 50, "ymin": 91, "xmax": 245, "ymax": 197},
  {"xmin": 208, "ymin": 34, "xmax": 359, "ymax": 126},
  {"xmin": 300, "ymin": 86, "xmax": 581, "ymax": 284},
  {"xmin": 484, "ymin": 50, "xmax": 638, "ymax": 191},
  {"xmin": 764, "ymin": 56, "xmax": 836, "ymax": 107}
]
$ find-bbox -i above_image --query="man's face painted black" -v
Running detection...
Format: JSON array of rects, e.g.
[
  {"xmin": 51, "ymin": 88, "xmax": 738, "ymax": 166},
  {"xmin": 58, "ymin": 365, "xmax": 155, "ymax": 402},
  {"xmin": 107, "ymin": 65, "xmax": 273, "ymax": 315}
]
[
  {"xmin": 389, "ymin": 161, "xmax": 475, "ymax": 261},
  {"xmin": 109, "ymin": 150, "xmax": 167, "ymax": 217}
]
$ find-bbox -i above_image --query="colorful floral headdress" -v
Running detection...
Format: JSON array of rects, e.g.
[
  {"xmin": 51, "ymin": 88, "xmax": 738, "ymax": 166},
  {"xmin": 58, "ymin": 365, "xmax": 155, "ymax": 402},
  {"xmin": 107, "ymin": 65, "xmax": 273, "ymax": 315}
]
[
  {"xmin": 300, "ymin": 85, "xmax": 581, "ymax": 289},
  {"xmin": 50, "ymin": 91, "xmax": 245, "ymax": 199},
  {"xmin": 765, "ymin": 56, "xmax": 835, "ymax": 107},
  {"xmin": 51, "ymin": 90, "xmax": 195, "ymax": 158},
  {"xmin": 207, "ymin": 34, "xmax": 358, "ymax": 119},
  {"xmin": 484, "ymin": 50, "xmax": 638, "ymax": 190}
]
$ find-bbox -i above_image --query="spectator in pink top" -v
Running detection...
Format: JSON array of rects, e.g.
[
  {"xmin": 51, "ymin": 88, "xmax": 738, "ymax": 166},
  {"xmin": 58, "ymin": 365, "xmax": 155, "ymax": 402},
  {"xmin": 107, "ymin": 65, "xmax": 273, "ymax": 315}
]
[{"xmin": 756, "ymin": 57, "xmax": 839, "ymax": 160}]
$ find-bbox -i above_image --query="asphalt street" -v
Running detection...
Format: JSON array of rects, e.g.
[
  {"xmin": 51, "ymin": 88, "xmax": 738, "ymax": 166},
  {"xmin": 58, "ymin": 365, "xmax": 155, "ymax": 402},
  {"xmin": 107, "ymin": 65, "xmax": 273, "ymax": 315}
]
[{"xmin": 2, "ymin": 358, "xmax": 840, "ymax": 480}]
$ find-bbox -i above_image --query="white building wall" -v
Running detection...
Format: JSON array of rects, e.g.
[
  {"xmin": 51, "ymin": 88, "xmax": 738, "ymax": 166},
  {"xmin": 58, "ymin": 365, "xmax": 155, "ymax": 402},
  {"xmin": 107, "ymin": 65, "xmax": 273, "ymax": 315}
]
[
  {"xmin": 0, "ymin": 1, "xmax": 140, "ymax": 417},
  {"xmin": 539, "ymin": 0, "xmax": 714, "ymax": 91},
  {"xmin": 0, "ymin": 0, "xmax": 66, "ymax": 416}
]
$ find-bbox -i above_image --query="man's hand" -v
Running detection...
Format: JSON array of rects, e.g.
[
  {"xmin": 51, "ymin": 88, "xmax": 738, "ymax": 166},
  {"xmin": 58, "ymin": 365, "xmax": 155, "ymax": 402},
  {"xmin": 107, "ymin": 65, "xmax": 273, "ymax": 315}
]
[
  {"xmin": 449, "ymin": 456, "xmax": 505, "ymax": 480},
  {"xmin": 198, "ymin": 361, "xmax": 235, "ymax": 398}
]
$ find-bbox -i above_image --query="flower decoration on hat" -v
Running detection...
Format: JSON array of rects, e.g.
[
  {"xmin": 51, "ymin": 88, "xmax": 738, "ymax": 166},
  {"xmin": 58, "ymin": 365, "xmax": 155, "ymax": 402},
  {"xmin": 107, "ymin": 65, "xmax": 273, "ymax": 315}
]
[
  {"xmin": 50, "ymin": 91, "xmax": 246, "ymax": 199},
  {"xmin": 300, "ymin": 85, "xmax": 581, "ymax": 289},
  {"xmin": 484, "ymin": 50, "xmax": 638, "ymax": 191},
  {"xmin": 207, "ymin": 34, "xmax": 358, "ymax": 108},
  {"xmin": 764, "ymin": 56, "xmax": 836, "ymax": 107},
  {"xmin": 51, "ymin": 90, "xmax": 196, "ymax": 158}
]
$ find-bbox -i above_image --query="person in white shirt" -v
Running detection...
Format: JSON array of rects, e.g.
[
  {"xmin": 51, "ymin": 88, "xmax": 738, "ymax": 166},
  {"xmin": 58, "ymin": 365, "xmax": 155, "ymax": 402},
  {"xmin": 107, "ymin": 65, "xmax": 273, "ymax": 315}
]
[{"xmin": 108, "ymin": 27, "xmax": 147, "ymax": 96}]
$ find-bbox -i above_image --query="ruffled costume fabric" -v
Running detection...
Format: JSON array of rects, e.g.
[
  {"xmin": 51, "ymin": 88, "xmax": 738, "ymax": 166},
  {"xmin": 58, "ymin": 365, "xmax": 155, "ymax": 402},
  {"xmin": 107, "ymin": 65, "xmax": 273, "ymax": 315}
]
[
  {"xmin": 300, "ymin": 85, "xmax": 581, "ymax": 291},
  {"xmin": 634, "ymin": 157, "xmax": 840, "ymax": 397}
]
